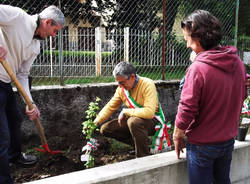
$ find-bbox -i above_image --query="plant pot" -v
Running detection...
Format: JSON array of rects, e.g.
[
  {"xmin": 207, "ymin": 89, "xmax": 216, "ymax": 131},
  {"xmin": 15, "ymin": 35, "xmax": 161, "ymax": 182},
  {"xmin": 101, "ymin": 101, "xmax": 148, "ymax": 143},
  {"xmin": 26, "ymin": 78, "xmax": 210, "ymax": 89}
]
[{"xmin": 236, "ymin": 126, "xmax": 249, "ymax": 141}]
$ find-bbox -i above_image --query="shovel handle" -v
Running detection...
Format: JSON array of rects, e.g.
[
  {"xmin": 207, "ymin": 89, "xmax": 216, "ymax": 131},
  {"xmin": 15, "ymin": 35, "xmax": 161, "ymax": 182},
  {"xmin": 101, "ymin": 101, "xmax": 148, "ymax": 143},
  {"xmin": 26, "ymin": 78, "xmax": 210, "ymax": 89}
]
[{"xmin": 0, "ymin": 59, "xmax": 47, "ymax": 145}]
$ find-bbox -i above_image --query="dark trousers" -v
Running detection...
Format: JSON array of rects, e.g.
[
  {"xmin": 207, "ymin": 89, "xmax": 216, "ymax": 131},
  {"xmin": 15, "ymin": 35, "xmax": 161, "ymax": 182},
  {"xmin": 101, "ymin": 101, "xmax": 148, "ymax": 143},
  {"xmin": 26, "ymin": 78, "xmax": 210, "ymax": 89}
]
[
  {"xmin": 100, "ymin": 117, "xmax": 157, "ymax": 157},
  {"xmin": 0, "ymin": 81, "xmax": 23, "ymax": 184},
  {"xmin": 186, "ymin": 139, "xmax": 235, "ymax": 184}
]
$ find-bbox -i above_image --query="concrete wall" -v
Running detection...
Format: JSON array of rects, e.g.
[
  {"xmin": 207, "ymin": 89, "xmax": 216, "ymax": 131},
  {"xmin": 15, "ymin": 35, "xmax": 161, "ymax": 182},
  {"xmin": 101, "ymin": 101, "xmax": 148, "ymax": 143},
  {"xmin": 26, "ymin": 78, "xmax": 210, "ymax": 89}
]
[
  {"xmin": 17, "ymin": 80, "xmax": 181, "ymax": 147},
  {"xmin": 17, "ymin": 81, "xmax": 250, "ymax": 184},
  {"xmin": 25, "ymin": 135, "xmax": 250, "ymax": 184}
]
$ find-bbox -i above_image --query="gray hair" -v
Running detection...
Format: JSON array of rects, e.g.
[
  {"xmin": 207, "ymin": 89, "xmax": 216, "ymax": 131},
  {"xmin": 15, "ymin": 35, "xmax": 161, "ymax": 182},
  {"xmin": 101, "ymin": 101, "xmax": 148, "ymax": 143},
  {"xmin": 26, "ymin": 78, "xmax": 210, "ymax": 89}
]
[
  {"xmin": 39, "ymin": 5, "xmax": 65, "ymax": 27},
  {"xmin": 113, "ymin": 62, "xmax": 136, "ymax": 79}
]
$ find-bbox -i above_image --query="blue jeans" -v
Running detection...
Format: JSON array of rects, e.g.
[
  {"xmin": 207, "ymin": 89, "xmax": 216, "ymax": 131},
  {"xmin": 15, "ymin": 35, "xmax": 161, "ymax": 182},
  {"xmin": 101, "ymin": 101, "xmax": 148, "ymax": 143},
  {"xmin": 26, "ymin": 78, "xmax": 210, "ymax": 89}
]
[
  {"xmin": 0, "ymin": 81, "xmax": 23, "ymax": 184},
  {"xmin": 186, "ymin": 139, "xmax": 235, "ymax": 184}
]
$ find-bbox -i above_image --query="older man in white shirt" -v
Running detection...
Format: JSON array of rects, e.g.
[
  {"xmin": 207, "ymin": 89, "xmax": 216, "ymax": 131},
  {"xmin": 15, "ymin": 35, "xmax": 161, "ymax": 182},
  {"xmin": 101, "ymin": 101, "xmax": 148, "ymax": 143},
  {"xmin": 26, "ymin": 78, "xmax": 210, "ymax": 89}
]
[{"xmin": 0, "ymin": 5, "xmax": 65, "ymax": 184}]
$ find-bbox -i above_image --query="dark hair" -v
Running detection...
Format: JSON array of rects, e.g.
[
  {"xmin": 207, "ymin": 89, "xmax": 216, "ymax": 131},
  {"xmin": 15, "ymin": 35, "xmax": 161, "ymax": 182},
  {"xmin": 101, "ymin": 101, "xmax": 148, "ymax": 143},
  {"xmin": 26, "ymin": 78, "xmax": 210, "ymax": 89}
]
[{"xmin": 181, "ymin": 10, "xmax": 222, "ymax": 50}]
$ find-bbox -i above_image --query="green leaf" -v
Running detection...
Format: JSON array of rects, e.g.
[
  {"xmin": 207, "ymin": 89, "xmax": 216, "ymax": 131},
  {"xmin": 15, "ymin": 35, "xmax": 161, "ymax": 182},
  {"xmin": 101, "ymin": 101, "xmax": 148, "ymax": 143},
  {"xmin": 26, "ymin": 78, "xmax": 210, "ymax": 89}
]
[{"xmin": 82, "ymin": 97, "xmax": 102, "ymax": 168}]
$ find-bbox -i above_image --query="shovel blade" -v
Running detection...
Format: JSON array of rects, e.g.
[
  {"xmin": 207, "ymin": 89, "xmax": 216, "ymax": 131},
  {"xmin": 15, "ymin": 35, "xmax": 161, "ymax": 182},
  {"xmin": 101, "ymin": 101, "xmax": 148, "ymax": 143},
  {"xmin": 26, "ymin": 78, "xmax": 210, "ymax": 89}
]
[{"xmin": 34, "ymin": 144, "xmax": 64, "ymax": 154}]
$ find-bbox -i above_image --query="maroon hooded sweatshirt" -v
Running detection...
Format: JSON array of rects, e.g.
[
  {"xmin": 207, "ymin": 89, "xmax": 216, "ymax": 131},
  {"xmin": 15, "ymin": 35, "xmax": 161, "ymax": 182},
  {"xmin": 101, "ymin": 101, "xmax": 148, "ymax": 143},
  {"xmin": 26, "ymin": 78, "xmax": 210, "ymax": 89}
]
[{"xmin": 175, "ymin": 46, "xmax": 247, "ymax": 145}]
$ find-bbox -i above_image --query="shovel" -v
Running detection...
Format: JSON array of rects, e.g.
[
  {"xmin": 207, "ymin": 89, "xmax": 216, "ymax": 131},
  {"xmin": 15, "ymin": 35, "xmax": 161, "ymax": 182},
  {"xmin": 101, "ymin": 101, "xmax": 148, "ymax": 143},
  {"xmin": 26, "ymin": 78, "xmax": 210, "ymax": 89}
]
[{"xmin": 0, "ymin": 59, "xmax": 63, "ymax": 154}]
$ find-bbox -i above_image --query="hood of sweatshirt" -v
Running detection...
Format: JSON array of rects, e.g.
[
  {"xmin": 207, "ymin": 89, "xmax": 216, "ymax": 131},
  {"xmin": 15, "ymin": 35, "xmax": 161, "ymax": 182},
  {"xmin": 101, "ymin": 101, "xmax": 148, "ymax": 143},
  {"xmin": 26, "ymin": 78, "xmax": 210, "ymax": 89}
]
[{"xmin": 195, "ymin": 46, "xmax": 239, "ymax": 73}]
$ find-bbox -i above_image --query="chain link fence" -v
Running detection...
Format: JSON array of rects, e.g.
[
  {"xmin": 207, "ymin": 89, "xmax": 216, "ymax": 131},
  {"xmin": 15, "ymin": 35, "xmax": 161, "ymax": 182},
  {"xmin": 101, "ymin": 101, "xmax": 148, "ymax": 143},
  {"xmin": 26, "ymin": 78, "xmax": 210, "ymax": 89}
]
[{"xmin": 2, "ymin": 0, "xmax": 243, "ymax": 86}]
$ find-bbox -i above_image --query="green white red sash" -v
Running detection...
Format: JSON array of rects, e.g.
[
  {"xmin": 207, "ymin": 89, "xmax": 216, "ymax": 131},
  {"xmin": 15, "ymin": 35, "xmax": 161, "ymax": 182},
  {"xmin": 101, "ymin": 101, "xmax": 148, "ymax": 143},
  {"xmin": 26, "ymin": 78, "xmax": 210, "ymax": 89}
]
[
  {"xmin": 122, "ymin": 88, "xmax": 171, "ymax": 152},
  {"xmin": 242, "ymin": 97, "xmax": 250, "ymax": 115}
]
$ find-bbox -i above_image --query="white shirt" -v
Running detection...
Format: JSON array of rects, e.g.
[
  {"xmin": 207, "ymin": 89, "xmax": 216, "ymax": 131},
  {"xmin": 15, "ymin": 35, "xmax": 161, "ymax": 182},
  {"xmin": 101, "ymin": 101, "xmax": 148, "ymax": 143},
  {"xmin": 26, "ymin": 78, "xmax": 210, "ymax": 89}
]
[{"xmin": 0, "ymin": 5, "xmax": 41, "ymax": 102}]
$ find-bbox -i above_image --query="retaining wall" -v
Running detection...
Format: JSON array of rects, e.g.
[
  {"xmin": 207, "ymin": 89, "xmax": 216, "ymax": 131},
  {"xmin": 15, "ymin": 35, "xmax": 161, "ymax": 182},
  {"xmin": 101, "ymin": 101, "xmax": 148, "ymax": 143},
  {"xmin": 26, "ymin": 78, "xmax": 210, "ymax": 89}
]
[
  {"xmin": 17, "ymin": 81, "xmax": 250, "ymax": 184},
  {"xmin": 17, "ymin": 80, "xmax": 180, "ymax": 146},
  {"xmin": 25, "ymin": 135, "xmax": 250, "ymax": 184}
]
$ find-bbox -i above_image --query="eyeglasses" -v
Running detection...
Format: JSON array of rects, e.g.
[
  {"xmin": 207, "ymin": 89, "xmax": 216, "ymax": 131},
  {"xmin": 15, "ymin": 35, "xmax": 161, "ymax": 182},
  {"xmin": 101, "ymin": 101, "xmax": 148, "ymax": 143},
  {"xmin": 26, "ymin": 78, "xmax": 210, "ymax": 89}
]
[
  {"xmin": 117, "ymin": 76, "xmax": 131, "ymax": 86},
  {"xmin": 118, "ymin": 81, "xmax": 126, "ymax": 85}
]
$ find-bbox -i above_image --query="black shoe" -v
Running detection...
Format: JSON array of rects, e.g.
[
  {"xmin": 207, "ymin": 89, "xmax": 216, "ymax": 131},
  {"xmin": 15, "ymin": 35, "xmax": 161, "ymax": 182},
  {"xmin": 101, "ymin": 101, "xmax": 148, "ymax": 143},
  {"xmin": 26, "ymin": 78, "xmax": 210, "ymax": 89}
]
[
  {"xmin": 129, "ymin": 150, "xmax": 136, "ymax": 155},
  {"xmin": 12, "ymin": 153, "xmax": 37, "ymax": 167}
]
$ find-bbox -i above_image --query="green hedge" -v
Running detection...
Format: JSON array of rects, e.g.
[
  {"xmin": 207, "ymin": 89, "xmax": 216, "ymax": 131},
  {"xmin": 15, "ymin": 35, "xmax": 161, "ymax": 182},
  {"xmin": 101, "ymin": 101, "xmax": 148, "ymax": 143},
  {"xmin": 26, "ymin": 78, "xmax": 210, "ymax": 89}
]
[{"xmin": 43, "ymin": 50, "xmax": 112, "ymax": 57}]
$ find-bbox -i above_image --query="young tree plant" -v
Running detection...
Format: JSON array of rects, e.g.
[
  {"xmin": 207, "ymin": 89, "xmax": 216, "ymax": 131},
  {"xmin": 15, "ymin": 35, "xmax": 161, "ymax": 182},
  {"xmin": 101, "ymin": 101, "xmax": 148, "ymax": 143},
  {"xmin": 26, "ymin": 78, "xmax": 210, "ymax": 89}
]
[
  {"xmin": 82, "ymin": 97, "xmax": 101, "ymax": 139},
  {"xmin": 81, "ymin": 97, "xmax": 101, "ymax": 168}
]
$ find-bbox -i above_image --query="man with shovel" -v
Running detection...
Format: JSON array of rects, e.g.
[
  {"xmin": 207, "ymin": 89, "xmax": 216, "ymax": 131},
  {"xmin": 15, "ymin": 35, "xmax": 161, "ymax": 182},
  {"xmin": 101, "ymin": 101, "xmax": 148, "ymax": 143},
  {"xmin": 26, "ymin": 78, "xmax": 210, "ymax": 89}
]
[{"xmin": 0, "ymin": 5, "xmax": 65, "ymax": 184}]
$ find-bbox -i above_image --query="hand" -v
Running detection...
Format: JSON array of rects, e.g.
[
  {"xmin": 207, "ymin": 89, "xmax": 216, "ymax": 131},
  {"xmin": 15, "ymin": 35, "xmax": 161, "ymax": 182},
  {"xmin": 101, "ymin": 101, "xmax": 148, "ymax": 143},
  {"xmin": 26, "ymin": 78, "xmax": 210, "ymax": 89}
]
[
  {"xmin": 118, "ymin": 109, "xmax": 126, "ymax": 126},
  {"xmin": 0, "ymin": 45, "xmax": 7, "ymax": 60},
  {"xmin": 173, "ymin": 136, "xmax": 186, "ymax": 159},
  {"xmin": 26, "ymin": 104, "xmax": 40, "ymax": 121},
  {"xmin": 173, "ymin": 126, "xmax": 186, "ymax": 159}
]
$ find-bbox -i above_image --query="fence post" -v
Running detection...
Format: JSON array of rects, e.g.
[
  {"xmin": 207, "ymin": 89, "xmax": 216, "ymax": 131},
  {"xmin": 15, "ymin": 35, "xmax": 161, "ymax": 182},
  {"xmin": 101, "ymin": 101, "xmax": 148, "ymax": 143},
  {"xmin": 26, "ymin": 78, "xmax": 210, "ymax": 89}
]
[
  {"xmin": 124, "ymin": 27, "xmax": 129, "ymax": 62},
  {"xmin": 49, "ymin": 36, "xmax": 53, "ymax": 77},
  {"xmin": 58, "ymin": 30, "xmax": 64, "ymax": 85},
  {"xmin": 234, "ymin": 0, "xmax": 239, "ymax": 47},
  {"xmin": 162, "ymin": 0, "xmax": 166, "ymax": 80},
  {"xmin": 95, "ymin": 27, "xmax": 102, "ymax": 77},
  {"xmin": 58, "ymin": 0, "xmax": 64, "ymax": 85}
]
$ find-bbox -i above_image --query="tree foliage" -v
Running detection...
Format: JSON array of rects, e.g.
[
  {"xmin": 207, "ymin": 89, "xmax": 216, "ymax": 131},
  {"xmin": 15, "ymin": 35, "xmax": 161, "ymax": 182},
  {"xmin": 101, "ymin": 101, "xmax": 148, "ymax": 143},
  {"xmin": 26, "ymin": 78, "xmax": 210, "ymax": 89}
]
[
  {"xmin": 238, "ymin": 0, "xmax": 250, "ymax": 36},
  {"xmin": 106, "ymin": 0, "xmax": 180, "ymax": 32},
  {"xmin": 3, "ymin": 0, "xmax": 236, "ymax": 36},
  {"xmin": 2, "ymin": 0, "xmax": 115, "ymax": 26},
  {"xmin": 1, "ymin": 0, "xmax": 185, "ymax": 32},
  {"xmin": 179, "ymin": 0, "xmax": 235, "ymax": 38}
]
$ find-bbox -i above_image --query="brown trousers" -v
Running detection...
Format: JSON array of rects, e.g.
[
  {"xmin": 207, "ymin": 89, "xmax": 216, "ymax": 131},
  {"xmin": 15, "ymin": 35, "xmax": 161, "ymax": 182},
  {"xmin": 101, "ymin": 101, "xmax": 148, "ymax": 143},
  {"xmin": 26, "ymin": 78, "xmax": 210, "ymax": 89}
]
[{"xmin": 100, "ymin": 117, "xmax": 158, "ymax": 157}]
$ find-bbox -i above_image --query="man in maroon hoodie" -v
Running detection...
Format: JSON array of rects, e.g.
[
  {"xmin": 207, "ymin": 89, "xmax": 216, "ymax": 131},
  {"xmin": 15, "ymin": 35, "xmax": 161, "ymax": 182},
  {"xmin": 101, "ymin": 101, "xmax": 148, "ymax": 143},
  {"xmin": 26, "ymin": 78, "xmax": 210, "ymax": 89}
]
[{"xmin": 173, "ymin": 10, "xmax": 247, "ymax": 184}]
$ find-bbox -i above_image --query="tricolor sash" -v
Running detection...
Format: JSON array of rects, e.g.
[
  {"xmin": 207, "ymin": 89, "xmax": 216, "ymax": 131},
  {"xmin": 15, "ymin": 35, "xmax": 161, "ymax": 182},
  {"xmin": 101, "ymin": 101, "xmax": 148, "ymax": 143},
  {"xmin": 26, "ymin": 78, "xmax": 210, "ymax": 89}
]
[
  {"xmin": 242, "ymin": 97, "xmax": 250, "ymax": 116},
  {"xmin": 122, "ymin": 88, "xmax": 171, "ymax": 153}
]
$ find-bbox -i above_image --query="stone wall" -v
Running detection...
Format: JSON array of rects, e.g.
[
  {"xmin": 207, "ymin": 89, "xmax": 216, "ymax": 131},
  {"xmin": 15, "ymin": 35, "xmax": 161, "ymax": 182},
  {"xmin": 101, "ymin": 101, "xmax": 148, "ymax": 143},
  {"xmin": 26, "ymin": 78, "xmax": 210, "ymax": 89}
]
[{"xmin": 16, "ymin": 80, "xmax": 181, "ymax": 147}]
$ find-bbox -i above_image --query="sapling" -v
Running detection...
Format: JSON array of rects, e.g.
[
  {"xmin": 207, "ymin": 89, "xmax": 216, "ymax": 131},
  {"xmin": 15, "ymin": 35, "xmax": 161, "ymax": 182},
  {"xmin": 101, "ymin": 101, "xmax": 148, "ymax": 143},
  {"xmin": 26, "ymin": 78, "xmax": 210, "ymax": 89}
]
[
  {"xmin": 82, "ymin": 97, "xmax": 101, "ymax": 139},
  {"xmin": 81, "ymin": 97, "xmax": 101, "ymax": 168}
]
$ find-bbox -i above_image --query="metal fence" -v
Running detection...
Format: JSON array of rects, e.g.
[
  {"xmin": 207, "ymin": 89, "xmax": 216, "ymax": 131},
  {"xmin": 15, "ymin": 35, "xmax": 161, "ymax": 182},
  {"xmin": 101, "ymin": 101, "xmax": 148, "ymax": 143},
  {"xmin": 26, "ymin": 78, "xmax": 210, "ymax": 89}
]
[
  {"xmin": 1, "ymin": 0, "xmax": 242, "ymax": 86},
  {"xmin": 238, "ymin": 37, "xmax": 250, "ymax": 64},
  {"xmin": 32, "ymin": 28, "xmax": 188, "ymax": 76}
]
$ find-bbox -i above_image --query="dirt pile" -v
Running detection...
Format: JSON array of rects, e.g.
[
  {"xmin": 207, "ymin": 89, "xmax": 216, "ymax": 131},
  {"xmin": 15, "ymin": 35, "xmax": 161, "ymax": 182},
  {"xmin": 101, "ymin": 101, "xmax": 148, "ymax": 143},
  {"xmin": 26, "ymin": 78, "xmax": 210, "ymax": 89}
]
[{"xmin": 11, "ymin": 136, "xmax": 134, "ymax": 183}]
